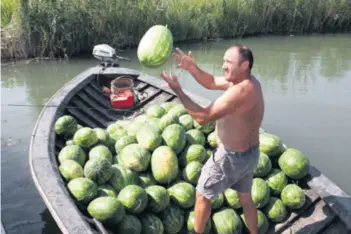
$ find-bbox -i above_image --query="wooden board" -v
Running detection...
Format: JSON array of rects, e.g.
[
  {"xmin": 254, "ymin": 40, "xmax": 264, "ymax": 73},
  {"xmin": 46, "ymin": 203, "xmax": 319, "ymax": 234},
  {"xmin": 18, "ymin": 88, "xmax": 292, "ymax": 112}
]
[
  {"xmin": 320, "ymin": 218, "xmax": 351, "ymax": 234},
  {"xmin": 280, "ymin": 199, "xmax": 336, "ymax": 234},
  {"xmin": 307, "ymin": 166, "xmax": 351, "ymax": 230}
]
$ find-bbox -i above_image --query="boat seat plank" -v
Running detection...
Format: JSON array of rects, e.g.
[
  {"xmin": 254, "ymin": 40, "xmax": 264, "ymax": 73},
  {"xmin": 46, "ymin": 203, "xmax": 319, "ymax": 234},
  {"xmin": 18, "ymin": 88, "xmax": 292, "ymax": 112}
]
[
  {"xmin": 136, "ymin": 85, "xmax": 163, "ymax": 108},
  {"xmin": 280, "ymin": 199, "xmax": 336, "ymax": 234},
  {"xmin": 69, "ymin": 99, "xmax": 109, "ymax": 127},
  {"xmin": 320, "ymin": 218, "xmax": 351, "ymax": 234},
  {"xmin": 142, "ymin": 91, "xmax": 174, "ymax": 111},
  {"xmin": 85, "ymin": 84, "xmax": 111, "ymax": 109},
  {"xmin": 66, "ymin": 108, "xmax": 101, "ymax": 128},
  {"xmin": 269, "ymin": 188, "xmax": 320, "ymax": 234},
  {"xmin": 307, "ymin": 166, "xmax": 351, "ymax": 230},
  {"xmin": 75, "ymin": 91, "xmax": 115, "ymax": 121}
]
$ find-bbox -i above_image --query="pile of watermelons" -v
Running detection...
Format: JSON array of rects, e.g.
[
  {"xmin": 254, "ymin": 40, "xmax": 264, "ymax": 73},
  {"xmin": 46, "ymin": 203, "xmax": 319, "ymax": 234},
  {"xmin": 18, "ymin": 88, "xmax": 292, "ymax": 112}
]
[{"xmin": 54, "ymin": 102, "xmax": 310, "ymax": 234}]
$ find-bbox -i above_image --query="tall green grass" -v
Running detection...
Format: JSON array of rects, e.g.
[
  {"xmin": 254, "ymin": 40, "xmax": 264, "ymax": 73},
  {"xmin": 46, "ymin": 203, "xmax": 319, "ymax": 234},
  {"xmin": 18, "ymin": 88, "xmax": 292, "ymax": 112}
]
[{"xmin": 6, "ymin": 0, "xmax": 351, "ymax": 59}]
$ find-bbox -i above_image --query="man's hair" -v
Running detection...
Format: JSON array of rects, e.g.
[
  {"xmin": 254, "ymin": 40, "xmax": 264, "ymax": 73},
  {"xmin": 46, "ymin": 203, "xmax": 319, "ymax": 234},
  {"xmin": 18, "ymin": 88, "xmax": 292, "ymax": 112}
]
[{"xmin": 234, "ymin": 45, "xmax": 254, "ymax": 71}]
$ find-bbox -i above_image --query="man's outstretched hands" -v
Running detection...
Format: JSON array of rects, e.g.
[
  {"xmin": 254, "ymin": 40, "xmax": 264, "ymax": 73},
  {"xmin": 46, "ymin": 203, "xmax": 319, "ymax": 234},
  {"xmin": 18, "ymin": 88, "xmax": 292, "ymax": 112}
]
[
  {"xmin": 161, "ymin": 71, "xmax": 182, "ymax": 93},
  {"xmin": 173, "ymin": 47, "xmax": 195, "ymax": 71}
]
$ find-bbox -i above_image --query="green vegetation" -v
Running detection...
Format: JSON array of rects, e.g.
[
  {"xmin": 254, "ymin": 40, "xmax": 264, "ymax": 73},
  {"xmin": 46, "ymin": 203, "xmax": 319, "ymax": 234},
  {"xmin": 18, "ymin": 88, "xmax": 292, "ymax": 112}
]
[{"xmin": 2, "ymin": 0, "xmax": 351, "ymax": 60}]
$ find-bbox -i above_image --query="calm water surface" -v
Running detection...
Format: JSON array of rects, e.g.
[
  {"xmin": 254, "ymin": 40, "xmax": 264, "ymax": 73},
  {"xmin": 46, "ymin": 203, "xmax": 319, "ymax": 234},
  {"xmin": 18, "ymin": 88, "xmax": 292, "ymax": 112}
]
[{"xmin": 1, "ymin": 34, "xmax": 351, "ymax": 233}]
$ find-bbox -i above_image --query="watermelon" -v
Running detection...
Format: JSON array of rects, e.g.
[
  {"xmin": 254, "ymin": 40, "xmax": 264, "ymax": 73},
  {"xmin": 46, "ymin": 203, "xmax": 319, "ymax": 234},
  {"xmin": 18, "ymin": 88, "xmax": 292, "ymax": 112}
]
[
  {"xmin": 224, "ymin": 188, "xmax": 242, "ymax": 209},
  {"xmin": 115, "ymin": 135, "xmax": 137, "ymax": 153},
  {"xmin": 117, "ymin": 185, "xmax": 148, "ymax": 214},
  {"xmin": 178, "ymin": 114, "xmax": 194, "ymax": 131},
  {"xmin": 126, "ymin": 121, "xmax": 145, "ymax": 137},
  {"xmin": 106, "ymin": 123, "xmax": 128, "ymax": 141},
  {"xmin": 138, "ymin": 171, "xmax": 157, "ymax": 188},
  {"xmin": 251, "ymin": 178, "xmax": 270, "ymax": 208},
  {"xmin": 158, "ymin": 113, "xmax": 179, "ymax": 131},
  {"xmin": 59, "ymin": 160, "xmax": 83, "ymax": 181},
  {"xmin": 241, "ymin": 210, "xmax": 269, "ymax": 234},
  {"xmin": 161, "ymin": 124, "xmax": 187, "ymax": 154},
  {"xmin": 55, "ymin": 115, "xmax": 78, "ymax": 138},
  {"xmin": 115, "ymin": 119, "xmax": 131, "ymax": 129},
  {"xmin": 87, "ymin": 196, "xmax": 125, "ymax": 224},
  {"xmin": 58, "ymin": 145, "xmax": 86, "ymax": 167},
  {"xmin": 137, "ymin": 25, "xmax": 173, "ymax": 68},
  {"xmin": 193, "ymin": 120, "xmax": 215, "ymax": 134},
  {"xmin": 94, "ymin": 128, "xmax": 113, "ymax": 148},
  {"xmin": 265, "ymin": 169, "xmax": 288, "ymax": 195},
  {"xmin": 151, "ymin": 145, "xmax": 179, "ymax": 184},
  {"xmin": 186, "ymin": 210, "xmax": 212, "ymax": 234},
  {"xmin": 118, "ymin": 143, "xmax": 151, "ymax": 172},
  {"xmin": 167, "ymin": 182, "xmax": 196, "ymax": 209},
  {"xmin": 259, "ymin": 132, "xmax": 284, "ymax": 157},
  {"xmin": 212, "ymin": 208, "xmax": 242, "ymax": 234},
  {"xmin": 84, "ymin": 157, "xmax": 113, "ymax": 185},
  {"xmin": 145, "ymin": 185, "xmax": 170, "ymax": 213},
  {"xmin": 207, "ymin": 131, "xmax": 219, "ymax": 148},
  {"xmin": 146, "ymin": 118, "xmax": 162, "ymax": 133},
  {"xmin": 263, "ymin": 197, "xmax": 288, "ymax": 223},
  {"xmin": 136, "ymin": 125, "xmax": 162, "ymax": 151},
  {"xmin": 97, "ymin": 184, "xmax": 117, "ymax": 197},
  {"xmin": 179, "ymin": 144, "xmax": 207, "ymax": 167},
  {"xmin": 278, "ymin": 148, "xmax": 310, "ymax": 180},
  {"xmin": 88, "ymin": 144, "xmax": 113, "ymax": 163},
  {"xmin": 182, "ymin": 161, "xmax": 203, "ymax": 185},
  {"xmin": 146, "ymin": 105, "xmax": 166, "ymax": 118},
  {"xmin": 140, "ymin": 214, "xmax": 164, "ymax": 234},
  {"xmin": 186, "ymin": 129, "xmax": 206, "ymax": 146},
  {"xmin": 161, "ymin": 102, "xmax": 176, "ymax": 113},
  {"xmin": 168, "ymin": 104, "xmax": 188, "ymax": 119},
  {"xmin": 160, "ymin": 204, "xmax": 185, "ymax": 234},
  {"xmin": 253, "ymin": 152, "xmax": 272, "ymax": 178},
  {"xmin": 211, "ymin": 192, "xmax": 224, "ymax": 210},
  {"xmin": 67, "ymin": 177, "xmax": 98, "ymax": 204},
  {"xmin": 108, "ymin": 164, "xmax": 139, "ymax": 192},
  {"xmin": 73, "ymin": 127, "xmax": 99, "ymax": 149},
  {"xmin": 281, "ymin": 184, "xmax": 306, "ymax": 209},
  {"xmin": 116, "ymin": 214, "xmax": 142, "ymax": 234}
]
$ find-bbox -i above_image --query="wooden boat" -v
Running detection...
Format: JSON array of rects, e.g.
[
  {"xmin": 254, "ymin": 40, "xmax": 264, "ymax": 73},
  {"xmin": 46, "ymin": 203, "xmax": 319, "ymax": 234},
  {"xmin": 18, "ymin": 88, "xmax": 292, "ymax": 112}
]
[{"xmin": 29, "ymin": 62, "xmax": 351, "ymax": 234}]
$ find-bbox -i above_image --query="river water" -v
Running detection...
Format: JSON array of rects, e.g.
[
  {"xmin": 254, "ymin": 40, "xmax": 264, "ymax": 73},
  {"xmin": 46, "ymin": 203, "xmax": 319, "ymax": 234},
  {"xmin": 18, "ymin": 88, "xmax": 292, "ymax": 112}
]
[{"xmin": 1, "ymin": 34, "xmax": 351, "ymax": 233}]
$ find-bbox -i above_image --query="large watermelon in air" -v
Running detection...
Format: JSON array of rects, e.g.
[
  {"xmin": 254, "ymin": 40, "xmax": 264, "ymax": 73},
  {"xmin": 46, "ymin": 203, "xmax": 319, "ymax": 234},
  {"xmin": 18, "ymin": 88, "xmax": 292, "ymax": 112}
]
[{"xmin": 137, "ymin": 25, "xmax": 173, "ymax": 68}]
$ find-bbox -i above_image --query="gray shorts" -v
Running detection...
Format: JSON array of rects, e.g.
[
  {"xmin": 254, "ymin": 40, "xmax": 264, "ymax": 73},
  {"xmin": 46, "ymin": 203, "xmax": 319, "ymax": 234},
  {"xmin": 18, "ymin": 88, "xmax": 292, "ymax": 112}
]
[{"xmin": 196, "ymin": 144, "xmax": 259, "ymax": 199}]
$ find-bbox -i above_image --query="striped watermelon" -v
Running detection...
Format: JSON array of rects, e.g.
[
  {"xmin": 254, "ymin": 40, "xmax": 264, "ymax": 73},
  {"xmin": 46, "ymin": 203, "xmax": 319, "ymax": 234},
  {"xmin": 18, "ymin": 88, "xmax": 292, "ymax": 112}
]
[
  {"xmin": 137, "ymin": 25, "xmax": 173, "ymax": 68},
  {"xmin": 145, "ymin": 185, "xmax": 170, "ymax": 213},
  {"xmin": 84, "ymin": 157, "xmax": 113, "ymax": 185},
  {"xmin": 140, "ymin": 214, "xmax": 164, "ymax": 234},
  {"xmin": 108, "ymin": 164, "xmax": 138, "ymax": 193},
  {"xmin": 160, "ymin": 205, "xmax": 185, "ymax": 234}
]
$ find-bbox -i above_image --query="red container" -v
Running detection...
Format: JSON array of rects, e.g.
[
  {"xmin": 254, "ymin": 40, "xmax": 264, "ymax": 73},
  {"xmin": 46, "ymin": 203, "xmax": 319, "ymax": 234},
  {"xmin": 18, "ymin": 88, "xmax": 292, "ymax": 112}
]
[{"xmin": 110, "ymin": 89, "xmax": 134, "ymax": 108}]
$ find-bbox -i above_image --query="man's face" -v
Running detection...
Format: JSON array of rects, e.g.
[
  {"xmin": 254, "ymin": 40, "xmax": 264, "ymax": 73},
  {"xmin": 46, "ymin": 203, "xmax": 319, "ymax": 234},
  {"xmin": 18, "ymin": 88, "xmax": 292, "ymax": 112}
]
[{"xmin": 222, "ymin": 48, "xmax": 247, "ymax": 82}]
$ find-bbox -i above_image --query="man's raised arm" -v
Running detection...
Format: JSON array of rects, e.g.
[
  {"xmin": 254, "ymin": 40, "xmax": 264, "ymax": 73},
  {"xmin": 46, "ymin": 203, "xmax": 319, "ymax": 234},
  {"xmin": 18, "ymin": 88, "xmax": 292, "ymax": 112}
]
[{"xmin": 173, "ymin": 48, "xmax": 230, "ymax": 91}]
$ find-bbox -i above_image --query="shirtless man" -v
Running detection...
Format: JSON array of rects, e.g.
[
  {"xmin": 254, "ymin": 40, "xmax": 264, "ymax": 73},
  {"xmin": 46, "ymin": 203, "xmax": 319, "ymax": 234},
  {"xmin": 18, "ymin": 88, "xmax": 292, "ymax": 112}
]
[{"xmin": 160, "ymin": 45, "xmax": 264, "ymax": 234}]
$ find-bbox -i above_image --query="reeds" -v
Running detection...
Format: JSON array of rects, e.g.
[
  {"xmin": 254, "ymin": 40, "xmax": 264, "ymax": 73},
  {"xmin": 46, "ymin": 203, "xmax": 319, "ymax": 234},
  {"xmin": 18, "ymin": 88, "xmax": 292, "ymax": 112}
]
[{"xmin": 3, "ymin": 0, "xmax": 351, "ymax": 60}]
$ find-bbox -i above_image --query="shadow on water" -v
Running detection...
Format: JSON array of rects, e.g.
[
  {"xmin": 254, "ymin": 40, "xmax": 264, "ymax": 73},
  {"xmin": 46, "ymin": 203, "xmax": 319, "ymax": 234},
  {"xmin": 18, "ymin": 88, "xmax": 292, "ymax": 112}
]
[{"xmin": 40, "ymin": 209, "xmax": 62, "ymax": 234}]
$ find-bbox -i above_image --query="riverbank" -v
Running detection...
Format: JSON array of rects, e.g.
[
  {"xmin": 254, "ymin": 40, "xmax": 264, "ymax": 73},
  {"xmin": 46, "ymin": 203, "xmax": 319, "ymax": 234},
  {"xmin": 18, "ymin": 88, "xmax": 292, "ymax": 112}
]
[{"xmin": 2, "ymin": 0, "xmax": 351, "ymax": 61}]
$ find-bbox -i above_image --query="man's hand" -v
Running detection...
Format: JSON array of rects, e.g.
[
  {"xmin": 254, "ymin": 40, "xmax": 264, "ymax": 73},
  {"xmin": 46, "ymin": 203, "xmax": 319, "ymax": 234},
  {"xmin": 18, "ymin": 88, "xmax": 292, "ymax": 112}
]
[
  {"xmin": 173, "ymin": 47, "xmax": 195, "ymax": 71},
  {"xmin": 160, "ymin": 71, "xmax": 182, "ymax": 92}
]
